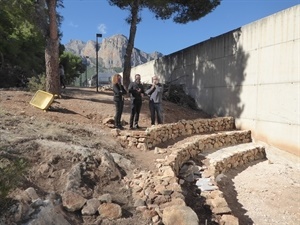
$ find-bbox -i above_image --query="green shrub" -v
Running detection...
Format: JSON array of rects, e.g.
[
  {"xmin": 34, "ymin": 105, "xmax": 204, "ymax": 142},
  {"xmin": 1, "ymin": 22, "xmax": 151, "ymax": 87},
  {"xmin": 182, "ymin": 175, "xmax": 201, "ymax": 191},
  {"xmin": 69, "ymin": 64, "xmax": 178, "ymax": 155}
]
[
  {"xmin": 27, "ymin": 73, "xmax": 46, "ymax": 92},
  {"xmin": 0, "ymin": 157, "xmax": 27, "ymax": 201}
]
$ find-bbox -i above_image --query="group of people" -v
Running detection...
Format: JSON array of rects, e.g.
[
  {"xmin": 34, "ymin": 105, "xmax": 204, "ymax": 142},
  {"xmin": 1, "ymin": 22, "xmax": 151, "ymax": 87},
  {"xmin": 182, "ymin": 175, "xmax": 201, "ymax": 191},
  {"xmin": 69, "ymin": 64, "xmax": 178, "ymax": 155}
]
[{"xmin": 112, "ymin": 73, "xmax": 163, "ymax": 130}]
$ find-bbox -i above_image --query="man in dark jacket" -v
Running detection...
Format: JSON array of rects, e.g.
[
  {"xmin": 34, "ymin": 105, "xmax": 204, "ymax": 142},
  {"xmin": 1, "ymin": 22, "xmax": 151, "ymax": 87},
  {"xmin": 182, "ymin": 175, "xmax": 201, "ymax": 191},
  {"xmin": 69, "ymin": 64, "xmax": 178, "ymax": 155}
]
[
  {"xmin": 145, "ymin": 75, "xmax": 163, "ymax": 125},
  {"xmin": 128, "ymin": 74, "xmax": 145, "ymax": 129}
]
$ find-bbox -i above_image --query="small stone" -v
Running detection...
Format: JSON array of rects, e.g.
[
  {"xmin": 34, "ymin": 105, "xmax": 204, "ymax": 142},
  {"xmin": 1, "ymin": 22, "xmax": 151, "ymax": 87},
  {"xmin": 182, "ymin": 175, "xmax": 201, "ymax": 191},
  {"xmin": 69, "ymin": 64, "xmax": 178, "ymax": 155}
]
[
  {"xmin": 25, "ymin": 187, "xmax": 39, "ymax": 201},
  {"xmin": 98, "ymin": 193, "xmax": 112, "ymax": 203}
]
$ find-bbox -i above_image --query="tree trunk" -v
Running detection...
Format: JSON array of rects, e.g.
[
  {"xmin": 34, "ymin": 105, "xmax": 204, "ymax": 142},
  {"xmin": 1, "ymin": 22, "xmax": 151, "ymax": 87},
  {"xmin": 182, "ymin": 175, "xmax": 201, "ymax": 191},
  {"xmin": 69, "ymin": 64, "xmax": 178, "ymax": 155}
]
[
  {"xmin": 0, "ymin": 51, "xmax": 4, "ymax": 69},
  {"xmin": 122, "ymin": 0, "xmax": 140, "ymax": 90},
  {"xmin": 45, "ymin": 0, "xmax": 60, "ymax": 95}
]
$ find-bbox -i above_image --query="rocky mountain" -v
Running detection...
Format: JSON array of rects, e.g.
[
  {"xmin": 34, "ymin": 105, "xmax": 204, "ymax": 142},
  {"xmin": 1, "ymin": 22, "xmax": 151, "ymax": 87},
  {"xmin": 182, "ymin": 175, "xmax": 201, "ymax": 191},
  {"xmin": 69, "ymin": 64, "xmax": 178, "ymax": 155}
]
[{"xmin": 64, "ymin": 34, "xmax": 163, "ymax": 69}]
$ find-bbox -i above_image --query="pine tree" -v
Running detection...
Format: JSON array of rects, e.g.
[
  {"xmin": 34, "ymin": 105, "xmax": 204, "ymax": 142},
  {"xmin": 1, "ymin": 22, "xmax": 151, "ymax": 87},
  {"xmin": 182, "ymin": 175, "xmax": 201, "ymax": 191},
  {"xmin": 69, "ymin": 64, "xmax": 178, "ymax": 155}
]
[{"xmin": 108, "ymin": 0, "xmax": 221, "ymax": 88}]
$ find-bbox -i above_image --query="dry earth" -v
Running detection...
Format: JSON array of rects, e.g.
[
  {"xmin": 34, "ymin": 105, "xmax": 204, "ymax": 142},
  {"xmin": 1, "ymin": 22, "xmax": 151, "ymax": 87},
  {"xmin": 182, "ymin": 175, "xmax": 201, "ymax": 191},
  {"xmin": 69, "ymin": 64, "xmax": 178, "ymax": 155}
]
[{"xmin": 0, "ymin": 87, "xmax": 299, "ymax": 225}]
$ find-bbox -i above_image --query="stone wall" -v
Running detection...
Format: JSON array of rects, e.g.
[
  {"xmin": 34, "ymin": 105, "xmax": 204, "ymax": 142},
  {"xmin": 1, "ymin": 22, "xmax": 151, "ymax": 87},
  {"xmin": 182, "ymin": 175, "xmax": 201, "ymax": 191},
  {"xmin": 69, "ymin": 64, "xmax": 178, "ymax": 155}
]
[
  {"xmin": 118, "ymin": 117, "xmax": 235, "ymax": 150},
  {"xmin": 208, "ymin": 144, "xmax": 266, "ymax": 177}
]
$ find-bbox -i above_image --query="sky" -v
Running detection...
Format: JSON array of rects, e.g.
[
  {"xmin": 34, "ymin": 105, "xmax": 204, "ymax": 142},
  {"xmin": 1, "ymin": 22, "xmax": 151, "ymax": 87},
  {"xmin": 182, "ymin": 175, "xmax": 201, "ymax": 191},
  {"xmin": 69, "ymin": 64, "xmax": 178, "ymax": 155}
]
[{"xmin": 59, "ymin": 0, "xmax": 299, "ymax": 55}]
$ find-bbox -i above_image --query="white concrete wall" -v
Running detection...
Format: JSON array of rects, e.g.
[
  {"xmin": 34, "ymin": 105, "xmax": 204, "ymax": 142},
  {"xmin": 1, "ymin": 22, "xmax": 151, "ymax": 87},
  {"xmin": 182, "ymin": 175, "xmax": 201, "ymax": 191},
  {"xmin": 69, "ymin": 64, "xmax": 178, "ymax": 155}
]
[
  {"xmin": 128, "ymin": 60, "xmax": 156, "ymax": 84},
  {"xmin": 128, "ymin": 5, "xmax": 300, "ymax": 156}
]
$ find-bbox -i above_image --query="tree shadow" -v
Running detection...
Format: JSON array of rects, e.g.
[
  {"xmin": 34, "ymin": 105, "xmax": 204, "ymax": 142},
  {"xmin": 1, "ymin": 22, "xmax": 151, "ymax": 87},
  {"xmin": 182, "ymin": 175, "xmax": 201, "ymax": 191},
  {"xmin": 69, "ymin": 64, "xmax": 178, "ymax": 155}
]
[
  {"xmin": 48, "ymin": 105, "xmax": 88, "ymax": 119},
  {"xmin": 60, "ymin": 93, "xmax": 115, "ymax": 105},
  {"xmin": 64, "ymin": 87, "xmax": 113, "ymax": 97},
  {"xmin": 154, "ymin": 28, "xmax": 247, "ymax": 118}
]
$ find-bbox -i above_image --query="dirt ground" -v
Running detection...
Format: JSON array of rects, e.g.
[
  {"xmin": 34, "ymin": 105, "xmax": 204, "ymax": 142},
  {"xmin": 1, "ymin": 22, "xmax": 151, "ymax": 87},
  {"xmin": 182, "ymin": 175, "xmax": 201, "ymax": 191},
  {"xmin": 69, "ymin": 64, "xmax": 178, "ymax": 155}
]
[{"xmin": 0, "ymin": 87, "xmax": 299, "ymax": 225}]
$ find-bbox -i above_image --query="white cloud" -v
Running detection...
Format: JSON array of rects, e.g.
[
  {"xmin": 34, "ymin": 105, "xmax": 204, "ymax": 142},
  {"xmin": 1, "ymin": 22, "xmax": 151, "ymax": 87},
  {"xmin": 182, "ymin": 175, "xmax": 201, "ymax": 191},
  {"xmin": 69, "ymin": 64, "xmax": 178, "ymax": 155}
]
[
  {"xmin": 69, "ymin": 22, "xmax": 78, "ymax": 28},
  {"xmin": 97, "ymin": 23, "xmax": 107, "ymax": 34}
]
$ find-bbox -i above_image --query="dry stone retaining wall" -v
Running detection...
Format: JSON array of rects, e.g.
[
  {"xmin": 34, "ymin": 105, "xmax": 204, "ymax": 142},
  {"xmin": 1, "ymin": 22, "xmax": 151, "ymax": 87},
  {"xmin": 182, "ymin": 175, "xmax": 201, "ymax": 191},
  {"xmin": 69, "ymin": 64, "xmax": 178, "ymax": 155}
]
[
  {"xmin": 208, "ymin": 144, "xmax": 266, "ymax": 177},
  {"xmin": 120, "ymin": 117, "xmax": 235, "ymax": 150},
  {"xmin": 164, "ymin": 130, "xmax": 252, "ymax": 176}
]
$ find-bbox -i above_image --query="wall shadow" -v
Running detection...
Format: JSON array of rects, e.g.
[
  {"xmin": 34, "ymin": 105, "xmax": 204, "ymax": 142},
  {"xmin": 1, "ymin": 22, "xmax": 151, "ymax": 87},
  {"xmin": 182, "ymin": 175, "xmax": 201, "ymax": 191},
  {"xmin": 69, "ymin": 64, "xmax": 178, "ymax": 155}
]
[
  {"xmin": 154, "ymin": 28, "xmax": 248, "ymax": 118},
  {"xmin": 217, "ymin": 159, "xmax": 266, "ymax": 224}
]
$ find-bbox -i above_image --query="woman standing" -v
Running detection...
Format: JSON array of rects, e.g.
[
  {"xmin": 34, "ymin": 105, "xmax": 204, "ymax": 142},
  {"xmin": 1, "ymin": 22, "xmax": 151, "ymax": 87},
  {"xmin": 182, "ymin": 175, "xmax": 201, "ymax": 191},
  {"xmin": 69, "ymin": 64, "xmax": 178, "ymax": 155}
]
[{"xmin": 112, "ymin": 74, "xmax": 127, "ymax": 129}]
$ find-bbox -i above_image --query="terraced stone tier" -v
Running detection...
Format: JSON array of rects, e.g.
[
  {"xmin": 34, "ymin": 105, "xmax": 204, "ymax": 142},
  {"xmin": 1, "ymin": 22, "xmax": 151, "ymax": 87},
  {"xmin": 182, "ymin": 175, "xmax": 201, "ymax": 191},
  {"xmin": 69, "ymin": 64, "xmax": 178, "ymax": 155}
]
[
  {"xmin": 118, "ymin": 117, "xmax": 236, "ymax": 150},
  {"xmin": 203, "ymin": 143, "xmax": 266, "ymax": 177},
  {"xmin": 164, "ymin": 130, "xmax": 253, "ymax": 176},
  {"xmin": 145, "ymin": 117, "xmax": 235, "ymax": 149}
]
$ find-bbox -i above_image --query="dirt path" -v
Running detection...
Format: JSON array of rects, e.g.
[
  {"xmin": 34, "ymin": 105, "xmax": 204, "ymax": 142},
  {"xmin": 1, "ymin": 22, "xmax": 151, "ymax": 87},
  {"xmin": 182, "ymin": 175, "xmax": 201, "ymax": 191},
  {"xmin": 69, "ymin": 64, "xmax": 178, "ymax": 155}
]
[{"xmin": 219, "ymin": 146, "xmax": 300, "ymax": 225}]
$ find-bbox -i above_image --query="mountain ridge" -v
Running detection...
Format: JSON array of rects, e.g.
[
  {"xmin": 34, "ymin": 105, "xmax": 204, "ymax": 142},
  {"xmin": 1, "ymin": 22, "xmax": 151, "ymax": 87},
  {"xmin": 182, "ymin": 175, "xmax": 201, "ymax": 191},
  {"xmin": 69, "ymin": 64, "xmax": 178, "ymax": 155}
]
[{"xmin": 64, "ymin": 34, "xmax": 163, "ymax": 69}]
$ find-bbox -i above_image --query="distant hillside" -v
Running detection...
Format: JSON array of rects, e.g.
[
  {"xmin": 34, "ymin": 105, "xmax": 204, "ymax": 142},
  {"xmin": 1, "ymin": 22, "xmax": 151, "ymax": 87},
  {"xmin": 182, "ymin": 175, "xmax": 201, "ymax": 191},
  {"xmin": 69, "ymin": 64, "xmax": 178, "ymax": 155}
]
[{"xmin": 64, "ymin": 34, "xmax": 163, "ymax": 70}]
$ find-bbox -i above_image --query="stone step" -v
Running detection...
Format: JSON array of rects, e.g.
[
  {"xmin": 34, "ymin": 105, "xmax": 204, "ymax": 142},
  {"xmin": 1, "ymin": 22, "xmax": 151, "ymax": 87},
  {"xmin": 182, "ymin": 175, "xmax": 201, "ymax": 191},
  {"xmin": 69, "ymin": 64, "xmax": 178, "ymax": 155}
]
[
  {"xmin": 203, "ymin": 142, "xmax": 266, "ymax": 177},
  {"xmin": 160, "ymin": 130, "xmax": 253, "ymax": 176},
  {"xmin": 173, "ymin": 130, "xmax": 252, "ymax": 150}
]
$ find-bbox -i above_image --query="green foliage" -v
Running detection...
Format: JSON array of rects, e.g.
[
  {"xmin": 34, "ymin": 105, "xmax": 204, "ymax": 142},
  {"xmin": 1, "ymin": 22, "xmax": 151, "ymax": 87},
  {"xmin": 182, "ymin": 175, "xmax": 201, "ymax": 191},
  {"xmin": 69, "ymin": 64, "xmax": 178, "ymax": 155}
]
[
  {"xmin": 0, "ymin": 156, "xmax": 28, "ymax": 201},
  {"xmin": 145, "ymin": 0, "xmax": 221, "ymax": 24},
  {"xmin": 165, "ymin": 83, "xmax": 198, "ymax": 110},
  {"xmin": 109, "ymin": 0, "xmax": 221, "ymax": 24},
  {"xmin": 0, "ymin": 0, "xmax": 45, "ymax": 87},
  {"xmin": 112, "ymin": 67, "xmax": 123, "ymax": 73},
  {"xmin": 27, "ymin": 73, "xmax": 47, "ymax": 92},
  {"xmin": 0, "ymin": 0, "xmax": 65, "ymax": 89},
  {"xmin": 60, "ymin": 52, "xmax": 86, "ymax": 84}
]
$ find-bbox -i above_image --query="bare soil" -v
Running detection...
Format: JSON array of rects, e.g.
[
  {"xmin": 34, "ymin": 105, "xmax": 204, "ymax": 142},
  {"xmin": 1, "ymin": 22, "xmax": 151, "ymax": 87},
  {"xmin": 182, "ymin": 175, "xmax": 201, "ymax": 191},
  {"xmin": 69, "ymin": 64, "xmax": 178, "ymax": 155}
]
[{"xmin": 0, "ymin": 87, "xmax": 299, "ymax": 225}]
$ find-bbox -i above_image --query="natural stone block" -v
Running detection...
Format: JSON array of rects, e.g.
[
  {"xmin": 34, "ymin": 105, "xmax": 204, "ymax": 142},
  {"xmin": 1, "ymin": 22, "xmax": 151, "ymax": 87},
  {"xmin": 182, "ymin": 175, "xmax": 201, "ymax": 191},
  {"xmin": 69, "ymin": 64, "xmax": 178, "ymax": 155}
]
[
  {"xmin": 62, "ymin": 191, "xmax": 86, "ymax": 212},
  {"xmin": 98, "ymin": 203, "xmax": 122, "ymax": 220},
  {"xmin": 162, "ymin": 205, "xmax": 199, "ymax": 225},
  {"xmin": 81, "ymin": 198, "xmax": 100, "ymax": 215},
  {"xmin": 220, "ymin": 214, "xmax": 239, "ymax": 225}
]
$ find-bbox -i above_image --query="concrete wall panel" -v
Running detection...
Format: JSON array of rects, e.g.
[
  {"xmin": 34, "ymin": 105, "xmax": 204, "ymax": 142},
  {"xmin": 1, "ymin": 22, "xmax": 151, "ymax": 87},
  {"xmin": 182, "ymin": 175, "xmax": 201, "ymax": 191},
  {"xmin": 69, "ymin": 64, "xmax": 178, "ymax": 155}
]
[
  {"xmin": 192, "ymin": 87, "xmax": 214, "ymax": 113},
  {"xmin": 256, "ymin": 83, "xmax": 299, "ymax": 124},
  {"xmin": 239, "ymin": 85, "xmax": 258, "ymax": 119},
  {"xmin": 243, "ymin": 50, "xmax": 259, "ymax": 85},
  {"xmin": 257, "ymin": 41, "xmax": 299, "ymax": 84},
  {"xmin": 235, "ymin": 118, "xmax": 257, "ymax": 134},
  {"xmin": 254, "ymin": 121, "xmax": 299, "ymax": 156},
  {"xmin": 240, "ymin": 24, "xmax": 259, "ymax": 51}
]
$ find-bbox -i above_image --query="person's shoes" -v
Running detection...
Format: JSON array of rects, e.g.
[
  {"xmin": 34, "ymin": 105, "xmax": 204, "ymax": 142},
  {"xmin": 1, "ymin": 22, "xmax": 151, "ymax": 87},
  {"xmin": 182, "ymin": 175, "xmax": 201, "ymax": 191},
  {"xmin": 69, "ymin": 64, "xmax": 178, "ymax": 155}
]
[
  {"xmin": 129, "ymin": 126, "xmax": 135, "ymax": 130},
  {"xmin": 134, "ymin": 125, "xmax": 140, "ymax": 129},
  {"xmin": 117, "ymin": 125, "xmax": 124, "ymax": 130}
]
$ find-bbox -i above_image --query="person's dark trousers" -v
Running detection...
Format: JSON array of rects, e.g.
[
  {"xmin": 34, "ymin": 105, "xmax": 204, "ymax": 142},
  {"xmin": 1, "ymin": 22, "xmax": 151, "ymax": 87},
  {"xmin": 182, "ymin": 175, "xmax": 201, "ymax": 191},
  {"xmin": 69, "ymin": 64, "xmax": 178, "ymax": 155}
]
[
  {"xmin": 149, "ymin": 100, "xmax": 163, "ymax": 125},
  {"xmin": 130, "ymin": 100, "xmax": 142, "ymax": 128},
  {"xmin": 114, "ymin": 100, "xmax": 124, "ymax": 127},
  {"xmin": 60, "ymin": 76, "xmax": 66, "ymax": 88}
]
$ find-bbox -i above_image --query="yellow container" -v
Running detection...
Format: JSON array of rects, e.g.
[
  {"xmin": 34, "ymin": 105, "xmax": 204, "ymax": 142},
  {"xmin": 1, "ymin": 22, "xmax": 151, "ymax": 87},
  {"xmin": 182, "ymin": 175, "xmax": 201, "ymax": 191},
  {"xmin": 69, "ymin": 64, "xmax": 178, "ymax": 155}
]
[{"xmin": 29, "ymin": 90, "xmax": 54, "ymax": 111}]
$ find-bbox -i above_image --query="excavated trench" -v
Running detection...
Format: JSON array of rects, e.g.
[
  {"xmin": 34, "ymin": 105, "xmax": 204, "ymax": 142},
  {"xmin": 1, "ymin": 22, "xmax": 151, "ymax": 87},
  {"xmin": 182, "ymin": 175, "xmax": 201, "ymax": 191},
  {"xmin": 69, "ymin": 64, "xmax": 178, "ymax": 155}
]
[{"xmin": 178, "ymin": 155, "xmax": 219, "ymax": 225}]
